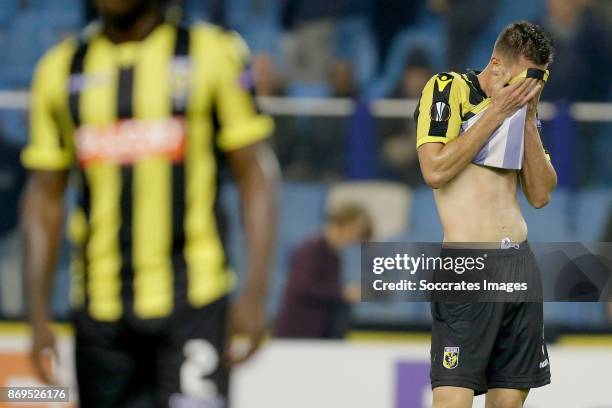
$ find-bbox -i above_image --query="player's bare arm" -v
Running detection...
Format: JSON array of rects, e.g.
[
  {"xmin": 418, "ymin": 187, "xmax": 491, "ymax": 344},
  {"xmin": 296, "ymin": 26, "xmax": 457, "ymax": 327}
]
[
  {"xmin": 21, "ymin": 170, "xmax": 68, "ymax": 384},
  {"xmin": 519, "ymin": 88, "xmax": 557, "ymax": 208},
  {"xmin": 418, "ymin": 77, "xmax": 541, "ymax": 189},
  {"xmin": 225, "ymin": 140, "xmax": 280, "ymax": 366}
]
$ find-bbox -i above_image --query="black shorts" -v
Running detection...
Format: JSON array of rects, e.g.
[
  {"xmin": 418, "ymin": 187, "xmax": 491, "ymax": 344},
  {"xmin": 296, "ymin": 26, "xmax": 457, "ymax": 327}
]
[
  {"xmin": 74, "ymin": 296, "xmax": 229, "ymax": 408},
  {"xmin": 430, "ymin": 244, "xmax": 551, "ymax": 395}
]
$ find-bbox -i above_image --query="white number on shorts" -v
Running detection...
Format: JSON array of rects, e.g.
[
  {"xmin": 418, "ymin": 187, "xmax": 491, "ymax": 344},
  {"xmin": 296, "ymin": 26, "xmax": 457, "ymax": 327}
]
[{"xmin": 180, "ymin": 339, "xmax": 219, "ymax": 398}]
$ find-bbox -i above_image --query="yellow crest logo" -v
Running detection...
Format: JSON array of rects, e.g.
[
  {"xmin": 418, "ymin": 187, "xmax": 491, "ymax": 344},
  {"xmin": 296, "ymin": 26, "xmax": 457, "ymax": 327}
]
[{"xmin": 443, "ymin": 347, "xmax": 459, "ymax": 369}]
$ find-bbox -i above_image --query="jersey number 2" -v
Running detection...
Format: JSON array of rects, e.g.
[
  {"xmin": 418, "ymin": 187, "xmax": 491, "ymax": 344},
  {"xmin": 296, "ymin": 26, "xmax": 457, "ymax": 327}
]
[{"xmin": 180, "ymin": 339, "xmax": 219, "ymax": 399}]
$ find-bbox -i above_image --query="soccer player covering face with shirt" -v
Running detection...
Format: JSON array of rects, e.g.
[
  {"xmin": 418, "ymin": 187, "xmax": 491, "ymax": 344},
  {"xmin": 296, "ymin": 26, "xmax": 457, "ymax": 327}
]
[
  {"xmin": 21, "ymin": 0, "xmax": 279, "ymax": 406},
  {"xmin": 415, "ymin": 22, "xmax": 557, "ymax": 408}
]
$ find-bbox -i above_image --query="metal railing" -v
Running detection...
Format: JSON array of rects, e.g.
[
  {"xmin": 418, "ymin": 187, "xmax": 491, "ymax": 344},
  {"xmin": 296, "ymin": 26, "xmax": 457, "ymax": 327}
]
[{"xmin": 0, "ymin": 91, "xmax": 611, "ymax": 122}]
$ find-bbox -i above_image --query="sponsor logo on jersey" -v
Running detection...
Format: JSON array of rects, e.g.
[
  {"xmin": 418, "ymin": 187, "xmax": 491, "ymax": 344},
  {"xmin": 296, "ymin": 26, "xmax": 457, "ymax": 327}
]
[
  {"xmin": 443, "ymin": 347, "xmax": 459, "ymax": 369},
  {"xmin": 435, "ymin": 74, "xmax": 453, "ymax": 91},
  {"xmin": 75, "ymin": 117, "xmax": 187, "ymax": 166}
]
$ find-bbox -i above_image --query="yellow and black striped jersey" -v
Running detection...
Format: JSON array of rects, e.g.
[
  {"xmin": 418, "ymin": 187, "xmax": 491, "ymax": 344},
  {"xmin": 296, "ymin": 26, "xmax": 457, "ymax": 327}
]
[
  {"xmin": 22, "ymin": 21, "xmax": 274, "ymax": 322},
  {"xmin": 415, "ymin": 70, "xmax": 550, "ymax": 166},
  {"xmin": 415, "ymin": 70, "xmax": 490, "ymax": 147}
]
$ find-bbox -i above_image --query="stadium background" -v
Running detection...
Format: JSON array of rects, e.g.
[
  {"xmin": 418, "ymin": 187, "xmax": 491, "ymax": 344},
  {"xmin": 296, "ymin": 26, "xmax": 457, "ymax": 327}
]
[{"xmin": 0, "ymin": 0, "xmax": 610, "ymax": 407}]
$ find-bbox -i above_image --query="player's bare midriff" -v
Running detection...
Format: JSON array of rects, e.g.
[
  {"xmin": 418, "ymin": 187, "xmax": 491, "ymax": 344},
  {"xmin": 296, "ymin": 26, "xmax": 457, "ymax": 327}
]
[{"xmin": 434, "ymin": 162, "xmax": 527, "ymax": 244}]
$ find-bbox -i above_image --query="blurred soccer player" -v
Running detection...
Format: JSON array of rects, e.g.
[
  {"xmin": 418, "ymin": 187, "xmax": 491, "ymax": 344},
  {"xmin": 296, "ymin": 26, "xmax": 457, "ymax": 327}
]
[
  {"xmin": 21, "ymin": 0, "xmax": 279, "ymax": 406},
  {"xmin": 415, "ymin": 22, "xmax": 556, "ymax": 408}
]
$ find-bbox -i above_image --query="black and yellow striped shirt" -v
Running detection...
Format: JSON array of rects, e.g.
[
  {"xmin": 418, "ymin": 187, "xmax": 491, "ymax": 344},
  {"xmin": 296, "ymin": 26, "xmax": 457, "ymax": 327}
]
[
  {"xmin": 415, "ymin": 70, "xmax": 550, "ymax": 161},
  {"xmin": 22, "ymin": 21, "xmax": 274, "ymax": 322},
  {"xmin": 415, "ymin": 71, "xmax": 489, "ymax": 147}
]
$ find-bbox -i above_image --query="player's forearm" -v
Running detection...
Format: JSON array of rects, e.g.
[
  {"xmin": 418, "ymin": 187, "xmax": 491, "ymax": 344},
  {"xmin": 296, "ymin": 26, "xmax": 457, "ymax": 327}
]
[
  {"xmin": 519, "ymin": 123, "xmax": 557, "ymax": 208},
  {"xmin": 241, "ymin": 187, "xmax": 276, "ymax": 301},
  {"xmin": 421, "ymin": 109, "xmax": 505, "ymax": 188},
  {"xmin": 21, "ymin": 176, "xmax": 65, "ymax": 328},
  {"xmin": 236, "ymin": 147, "xmax": 280, "ymax": 302}
]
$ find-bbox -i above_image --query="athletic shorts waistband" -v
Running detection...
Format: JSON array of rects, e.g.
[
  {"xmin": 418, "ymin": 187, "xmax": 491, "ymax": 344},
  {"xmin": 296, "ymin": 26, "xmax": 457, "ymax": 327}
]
[{"xmin": 440, "ymin": 240, "xmax": 531, "ymax": 258}]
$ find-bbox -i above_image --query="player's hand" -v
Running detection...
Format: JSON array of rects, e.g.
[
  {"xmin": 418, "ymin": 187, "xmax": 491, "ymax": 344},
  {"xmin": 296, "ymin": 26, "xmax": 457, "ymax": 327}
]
[
  {"xmin": 342, "ymin": 283, "xmax": 361, "ymax": 304},
  {"xmin": 30, "ymin": 322, "xmax": 59, "ymax": 384},
  {"xmin": 225, "ymin": 293, "xmax": 267, "ymax": 367},
  {"xmin": 526, "ymin": 80, "xmax": 544, "ymax": 120},
  {"xmin": 490, "ymin": 73, "xmax": 541, "ymax": 119}
]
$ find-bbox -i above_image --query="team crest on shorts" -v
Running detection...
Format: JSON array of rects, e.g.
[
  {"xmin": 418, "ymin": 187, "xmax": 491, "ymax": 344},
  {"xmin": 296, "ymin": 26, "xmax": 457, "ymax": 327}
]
[{"xmin": 443, "ymin": 347, "xmax": 459, "ymax": 369}]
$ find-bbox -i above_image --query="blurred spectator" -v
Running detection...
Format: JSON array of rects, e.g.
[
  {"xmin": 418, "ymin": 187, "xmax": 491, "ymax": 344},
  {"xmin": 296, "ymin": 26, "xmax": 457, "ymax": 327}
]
[
  {"xmin": 379, "ymin": 125, "xmax": 422, "ymax": 185},
  {"xmin": 275, "ymin": 113, "xmax": 348, "ymax": 182},
  {"xmin": 282, "ymin": 20, "xmax": 335, "ymax": 84},
  {"xmin": 594, "ymin": 0, "xmax": 612, "ymax": 26},
  {"xmin": 281, "ymin": 0, "xmax": 355, "ymax": 31},
  {"xmin": 540, "ymin": 0, "xmax": 612, "ymax": 102},
  {"xmin": 430, "ymin": 0, "xmax": 501, "ymax": 71},
  {"xmin": 369, "ymin": 0, "xmax": 424, "ymax": 68},
  {"xmin": 206, "ymin": 0, "xmax": 225, "ymax": 25},
  {"xmin": 251, "ymin": 53, "xmax": 285, "ymax": 96},
  {"xmin": 604, "ymin": 208, "xmax": 612, "ymax": 242},
  {"xmin": 393, "ymin": 48, "xmax": 433, "ymax": 99},
  {"xmin": 329, "ymin": 59, "xmax": 357, "ymax": 98},
  {"xmin": 85, "ymin": 0, "xmax": 99, "ymax": 23},
  {"xmin": 281, "ymin": 0, "xmax": 356, "ymax": 84},
  {"xmin": 274, "ymin": 203, "xmax": 372, "ymax": 339},
  {"xmin": 378, "ymin": 49, "xmax": 431, "ymax": 184},
  {"xmin": 0, "ymin": 131, "xmax": 26, "ymax": 318}
]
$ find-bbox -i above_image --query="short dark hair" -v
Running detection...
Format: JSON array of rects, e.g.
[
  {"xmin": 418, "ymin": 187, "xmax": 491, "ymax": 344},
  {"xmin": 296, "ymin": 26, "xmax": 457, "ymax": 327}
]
[
  {"xmin": 494, "ymin": 21, "xmax": 554, "ymax": 66},
  {"xmin": 327, "ymin": 203, "xmax": 373, "ymax": 240}
]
